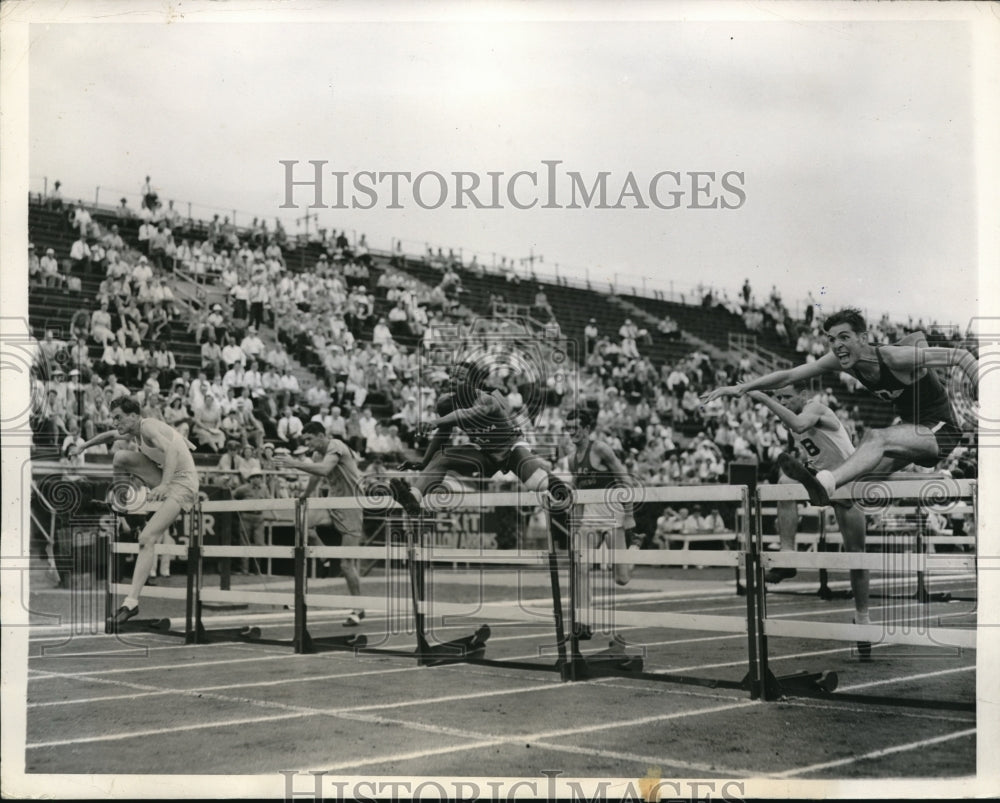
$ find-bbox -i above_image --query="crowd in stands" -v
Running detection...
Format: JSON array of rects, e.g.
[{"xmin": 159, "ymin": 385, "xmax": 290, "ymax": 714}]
[{"xmin": 32, "ymin": 180, "xmax": 977, "ymax": 544}]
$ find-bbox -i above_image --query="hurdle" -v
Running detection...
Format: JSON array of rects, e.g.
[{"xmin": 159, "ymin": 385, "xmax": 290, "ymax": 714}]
[
  {"xmin": 399, "ymin": 486, "xmax": 571, "ymax": 673},
  {"xmin": 753, "ymin": 478, "xmax": 977, "ymax": 707},
  {"xmin": 562, "ymin": 485, "xmax": 764, "ymax": 692},
  {"xmin": 190, "ymin": 496, "xmax": 303, "ymax": 646},
  {"xmin": 296, "ymin": 494, "xmax": 415, "ymax": 655}
]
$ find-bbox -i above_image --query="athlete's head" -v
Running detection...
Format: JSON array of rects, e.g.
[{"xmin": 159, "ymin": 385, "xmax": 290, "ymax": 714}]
[
  {"xmin": 453, "ymin": 359, "xmax": 488, "ymax": 406},
  {"xmin": 566, "ymin": 406, "xmax": 597, "ymax": 445},
  {"xmin": 822, "ymin": 307, "xmax": 866, "ymax": 335},
  {"xmin": 822, "ymin": 307, "xmax": 869, "ymax": 369},
  {"xmin": 301, "ymin": 420, "xmax": 328, "ymax": 451},
  {"xmin": 109, "ymin": 396, "xmax": 142, "ymax": 436},
  {"xmin": 771, "ymin": 385, "xmax": 806, "ymax": 414}
]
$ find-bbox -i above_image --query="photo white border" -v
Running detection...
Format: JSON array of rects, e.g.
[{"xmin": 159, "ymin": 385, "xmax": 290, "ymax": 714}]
[{"xmin": 2, "ymin": 0, "xmax": 998, "ymax": 798}]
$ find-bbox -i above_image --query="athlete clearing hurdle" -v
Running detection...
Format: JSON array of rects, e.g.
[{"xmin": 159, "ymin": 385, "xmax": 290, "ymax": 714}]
[
  {"xmin": 566, "ymin": 406, "xmax": 641, "ymax": 640},
  {"xmin": 273, "ymin": 421, "xmax": 366, "ymax": 627},
  {"xmin": 388, "ymin": 359, "xmax": 573, "ymax": 528},
  {"xmin": 71, "ymin": 396, "xmax": 200, "ymax": 628},
  {"xmin": 749, "ymin": 387, "xmax": 873, "ymax": 656},
  {"xmin": 703, "ymin": 308, "xmax": 977, "ymax": 506}
]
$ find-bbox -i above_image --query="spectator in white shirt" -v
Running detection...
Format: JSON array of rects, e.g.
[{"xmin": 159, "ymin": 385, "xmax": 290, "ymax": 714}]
[
  {"xmin": 71, "ymin": 203, "xmax": 93, "ymax": 237},
  {"xmin": 276, "ymin": 407, "xmax": 303, "ymax": 449},
  {"xmin": 70, "ymin": 236, "xmax": 91, "ymax": 276},
  {"xmin": 40, "ymin": 248, "xmax": 62, "ymax": 287},
  {"xmin": 138, "ymin": 220, "xmax": 156, "ymax": 256},
  {"xmin": 221, "ymin": 334, "xmax": 246, "ymax": 369},
  {"xmin": 240, "ymin": 328, "xmax": 265, "ymax": 361}
]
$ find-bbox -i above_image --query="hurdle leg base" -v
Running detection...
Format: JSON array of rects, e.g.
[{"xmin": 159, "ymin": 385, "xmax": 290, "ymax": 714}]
[
  {"xmin": 418, "ymin": 625, "xmax": 491, "ymax": 667},
  {"xmin": 298, "ymin": 627, "xmax": 368, "ymax": 655},
  {"xmin": 914, "ymin": 589, "xmax": 952, "ymax": 603},
  {"xmin": 107, "ymin": 617, "xmax": 176, "ymax": 635},
  {"xmin": 195, "ymin": 620, "xmax": 266, "ymax": 644},
  {"xmin": 565, "ymin": 639, "xmax": 645, "ymax": 680},
  {"xmin": 762, "ymin": 668, "xmax": 839, "ymax": 700}
]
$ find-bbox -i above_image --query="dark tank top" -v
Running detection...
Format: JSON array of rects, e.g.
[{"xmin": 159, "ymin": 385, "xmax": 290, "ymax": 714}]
[
  {"xmin": 571, "ymin": 441, "xmax": 616, "ymax": 490},
  {"xmin": 461, "ymin": 389, "xmax": 522, "ymax": 454},
  {"xmin": 848, "ymin": 347, "xmax": 955, "ymax": 426}
]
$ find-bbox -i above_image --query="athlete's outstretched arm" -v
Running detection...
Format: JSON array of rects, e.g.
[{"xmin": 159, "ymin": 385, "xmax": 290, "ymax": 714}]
[
  {"xmin": 68, "ymin": 428, "xmax": 118, "ymax": 456},
  {"xmin": 702, "ymin": 354, "xmax": 838, "ymax": 403},
  {"xmin": 747, "ymin": 392, "xmax": 834, "ymax": 434}
]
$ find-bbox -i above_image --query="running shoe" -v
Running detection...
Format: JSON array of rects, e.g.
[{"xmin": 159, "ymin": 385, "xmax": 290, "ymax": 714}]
[
  {"xmin": 389, "ymin": 477, "xmax": 422, "ymax": 516},
  {"xmin": 111, "ymin": 604, "xmax": 138, "ymax": 628},
  {"xmin": 344, "ymin": 609, "xmax": 365, "ymax": 627},
  {"xmin": 764, "ymin": 567, "xmax": 797, "ymax": 584},
  {"xmin": 777, "ymin": 453, "xmax": 830, "ymax": 507}
]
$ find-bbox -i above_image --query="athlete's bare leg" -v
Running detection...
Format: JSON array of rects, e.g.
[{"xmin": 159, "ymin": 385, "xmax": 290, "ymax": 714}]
[{"xmin": 820, "ymin": 425, "xmax": 939, "ymax": 491}]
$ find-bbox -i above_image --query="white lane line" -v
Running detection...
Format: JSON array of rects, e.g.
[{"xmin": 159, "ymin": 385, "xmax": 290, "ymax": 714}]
[
  {"xmin": 27, "ymin": 652, "xmax": 294, "ymax": 679},
  {"xmin": 771, "ymin": 727, "xmax": 976, "ymax": 778},
  {"xmin": 778, "ymin": 697, "xmax": 976, "ymax": 725},
  {"xmin": 25, "ymin": 670, "xmax": 584, "ymax": 750},
  {"xmin": 302, "ymin": 698, "xmax": 758, "ymax": 774},
  {"xmin": 27, "ymin": 631, "xmax": 742, "ymax": 709},
  {"xmin": 523, "ymin": 739, "xmax": 758, "ymax": 779},
  {"xmin": 837, "ymin": 664, "xmax": 975, "ymax": 693},
  {"xmin": 27, "ymin": 664, "xmax": 447, "ymax": 708},
  {"xmin": 27, "ymin": 711, "xmax": 315, "ymax": 749}
]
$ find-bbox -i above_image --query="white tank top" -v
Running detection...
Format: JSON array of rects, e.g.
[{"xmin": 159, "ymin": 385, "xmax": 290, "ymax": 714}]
[
  {"xmin": 792, "ymin": 419, "xmax": 854, "ymax": 472},
  {"xmin": 138, "ymin": 420, "xmax": 198, "ymax": 476}
]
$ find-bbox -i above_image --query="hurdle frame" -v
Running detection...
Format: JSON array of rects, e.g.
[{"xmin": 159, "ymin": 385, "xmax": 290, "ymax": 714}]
[
  {"xmin": 753, "ymin": 478, "xmax": 978, "ymax": 707},
  {"xmin": 104, "ymin": 507, "xmax": 196, "ymax": 640}
]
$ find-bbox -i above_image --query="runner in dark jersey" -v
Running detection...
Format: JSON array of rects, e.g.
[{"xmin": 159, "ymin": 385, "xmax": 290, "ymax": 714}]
[
  {"xmin": 566, "ymin": 406, "xmax": 639, "ymax": 639},
  {"xmin": 389, "ymin": 359, "xmax": 572, "ymax": 520},
  {"xmin": 703, "ymin": 308, "xmax": 977, "ymax": 506}
]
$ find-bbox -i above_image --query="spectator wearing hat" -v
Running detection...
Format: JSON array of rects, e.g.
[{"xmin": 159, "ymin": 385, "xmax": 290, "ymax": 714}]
[
  {"xmin": 115, "ymin": 197, "xmax": 134, "ymax": 219},
  {"xmin": 215, "ymin": 438, "xmax": 243, "ymax": 485},
  {"xmin": 40, "ymin": 248, "xmax": 61, "ymax": 287},
  {"xmin": 232, "ymin": 470, "xmax": 270, "ymax": 574},
  {"xmin": 163, "ymin": 394, "xmax": 192, "ymax": 439},
  {"xmin": 46, "ymin": 179, "xmax": 64, "ymax": 211}
]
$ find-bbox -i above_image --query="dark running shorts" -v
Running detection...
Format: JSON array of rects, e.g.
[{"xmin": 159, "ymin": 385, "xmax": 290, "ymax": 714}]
[{"xmin": 916, "ymin": 421, "xmax": 967, "ymax": 468}]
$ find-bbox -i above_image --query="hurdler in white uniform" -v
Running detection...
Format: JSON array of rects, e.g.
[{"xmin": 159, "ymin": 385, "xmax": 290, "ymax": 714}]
[{"xmin": 748, "ymin": 389, "xmax": 874, "ymax": 656}]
